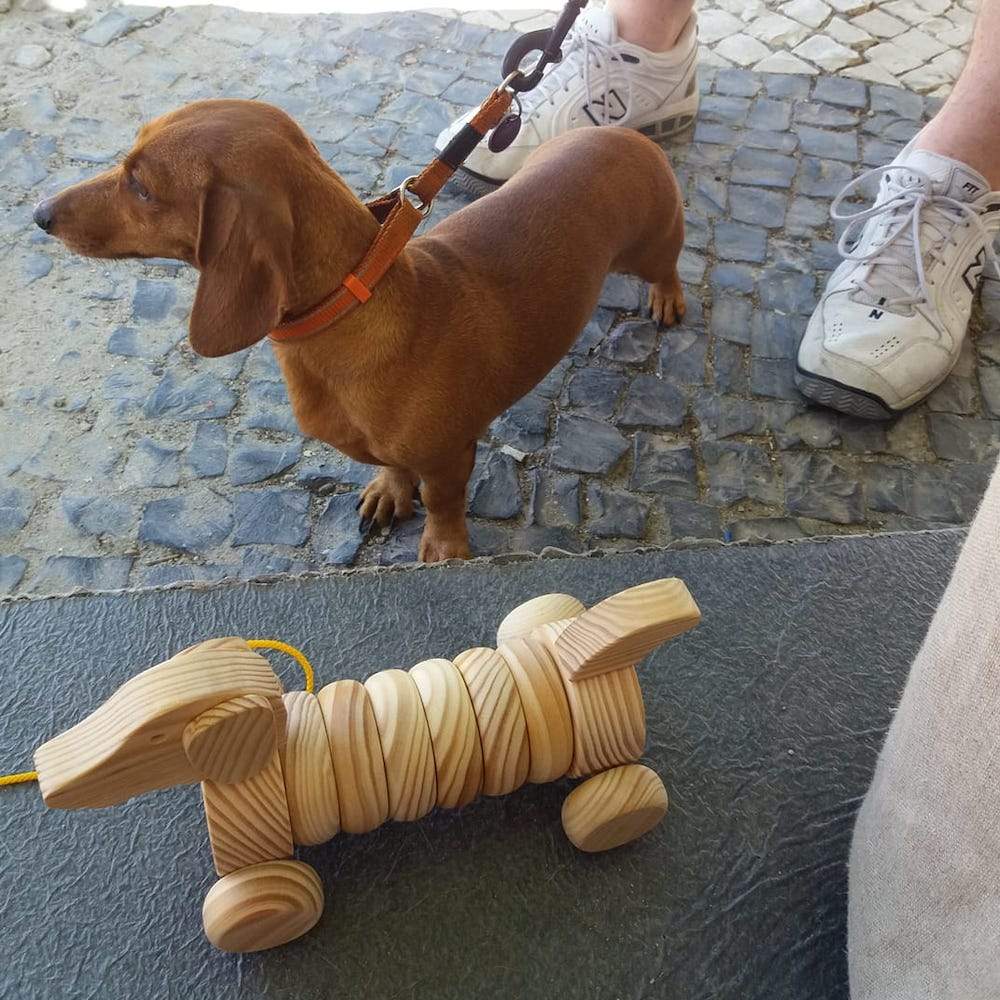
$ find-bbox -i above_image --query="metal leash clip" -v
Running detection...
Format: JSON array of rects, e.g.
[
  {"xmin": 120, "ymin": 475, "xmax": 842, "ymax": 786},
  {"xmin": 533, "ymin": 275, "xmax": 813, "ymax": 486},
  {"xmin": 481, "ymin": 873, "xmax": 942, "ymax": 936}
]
[{"xmin": 500, "ymin": 0, "xmax": 588, "ymax": 94}]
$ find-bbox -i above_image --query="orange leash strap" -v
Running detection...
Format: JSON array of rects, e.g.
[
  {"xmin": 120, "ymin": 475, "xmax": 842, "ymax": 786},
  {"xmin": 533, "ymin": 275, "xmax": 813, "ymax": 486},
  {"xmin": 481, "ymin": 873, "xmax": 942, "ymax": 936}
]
[{"xmin": 269, "ymin": 87, "xmax": 514, "ymax": 344}]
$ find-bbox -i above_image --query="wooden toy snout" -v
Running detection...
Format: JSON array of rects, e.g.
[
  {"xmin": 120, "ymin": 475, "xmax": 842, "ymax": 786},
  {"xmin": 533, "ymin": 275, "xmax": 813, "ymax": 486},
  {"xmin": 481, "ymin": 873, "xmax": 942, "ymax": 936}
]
[{"xmin": 33, "ymin": 578, "xmax": 701, "ymax": 954}]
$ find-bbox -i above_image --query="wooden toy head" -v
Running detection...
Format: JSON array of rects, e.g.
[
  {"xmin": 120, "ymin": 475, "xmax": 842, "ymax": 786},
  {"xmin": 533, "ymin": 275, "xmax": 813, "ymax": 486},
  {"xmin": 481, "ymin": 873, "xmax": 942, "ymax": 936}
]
[{"xmin": 34, "ymin": 638, "xmax": 284, "ymax": 809}]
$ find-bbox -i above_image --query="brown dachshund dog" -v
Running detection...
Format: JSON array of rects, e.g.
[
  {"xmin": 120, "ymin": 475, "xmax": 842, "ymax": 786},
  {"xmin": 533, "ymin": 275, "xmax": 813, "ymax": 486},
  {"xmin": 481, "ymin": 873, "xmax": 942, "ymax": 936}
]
[{"xmin": 34, "ymin": 99, "xmax": 685, "ymax": 561}]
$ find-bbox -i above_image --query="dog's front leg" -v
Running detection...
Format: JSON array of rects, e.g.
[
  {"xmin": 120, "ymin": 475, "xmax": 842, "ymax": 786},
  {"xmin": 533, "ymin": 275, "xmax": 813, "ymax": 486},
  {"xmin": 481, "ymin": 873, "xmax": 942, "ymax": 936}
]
[
  {"xmin": 416, "ymin": 445, "xmax": 475, "ymax": 562},
  {"xmin": 357, "ymin": 466, "xmax": 419, "ymax": 533}
]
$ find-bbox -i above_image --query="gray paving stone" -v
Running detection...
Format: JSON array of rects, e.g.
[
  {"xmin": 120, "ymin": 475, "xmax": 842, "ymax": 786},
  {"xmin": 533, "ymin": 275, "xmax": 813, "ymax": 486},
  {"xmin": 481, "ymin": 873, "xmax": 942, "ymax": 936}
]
[
  {"xmin": 727, "ymin": 517, "xmax": 807, "ymax": 542},
  {"xmin": 61, "ymin": 494, "xmax": 135, "ymax": 537},
  {"xmin": 715, "ymin": 342, "xmax": 748, "ymax": 395},
  {"xmin": 140, "ymin": 495, "xmax": 233, "ymax": 552},
  {"xmin": 751, "ymin": 358, "xmax": 801, "ymax": 400},
  {"xmin": 710, "ymin": 294, "xmax": 752, "ymax": 344},
  {"xmin": 751, "ymin": 310, "xmax": 806, "ymax": 359},
  {"xmin": 512, "ymin": 524, "xmax": 586, "ymax": 555},
  {"xmin": 145, "ymin": 371, "xmax": 236, "ymax": 421},
  {"xmin": 659, "ymin": 331, "xmax": 708, "ymax": 385},
  {"xmin": 469, "ymin": 450, "xmax": 521, "ymax": 519},
  {"xmin": 758, "ymin": 271, "xmax": 817, "ymax": 314},
  {"xmin": 0, "ymin": 487, "xmax": 32, "ymax": 537},
  {"xmin": 748, "ymin": 98, "xmax": 791, "ymax": 131},
  {"xmin": 743, "ymin": 129, "xmax": 799, "ymax": 154},
  {"xmin": 586, "ymin": 483, "xmax": 648, "ymax": 539},
  {"xmin": 0, "ymin": 556, "xmax": 27, "ymax": 595},
  {"xmin": 107, "ymin": 325, "xmax": 185, "ymax": 359},
  {"xmin": 132, "ymin": 278, "xmax": 177, "ymax": 322},
  {"xmin": 702, "ymin": 441, "xmax": 779, "ymax": 504},
  {"xmin": 599, "ymin": 273, "xmax": 643, "ymax": 311},
  {"xmin": 617, "ymin": 374, "xmax": 686, "ymax": 427},
  {"xmin": 601, "ymin": 319, "xmax": 658, "ymax": 364},
  {"xmin": 709, "ymin": 263, "xmax": 756, "ymax": 294},
  {"xmin": 978, "ymin": 365, "xmax": 1000, "ymax": 417},
  {"xmin": 774, "ymin": 410, "xmax": 842, "ymax": 448},
  {"xmin": 80, "ymin": 8, "xmax": 138, "ymax": 46},
  {"xmin": 551, "ymin": 414, "xmax": 629, "ymax": 474},
  {"xmin": 699, "ymin": 94, "xmax": 751, "ymax": 124},
  {"xmin": 812, "ymin": 75, "xmax": 868, "ymax": 108},
  {"xmin": 691, "ymin": 175, "xmax": 727, "ymax": 218},
  {"xmin": 229, "ymin": 439, "xmax": 302, "ymax": 486},
  {"xmin": 231, "ymin": 488, "xmax": 310, "ymax": 547},
  {"xmin": 468, "ymin": 521, "xmax": 512, "ymax": 557},
  {"xmin": 928, "ymin": 413, "xmax": 1000, "ymax": 463},
  {"xmin": 729, "ymin": 186, "xmax": 788, "ymax": 228},
  {"xmin": 630, "ymin": 434, "xmax": 698, "ymax": 499},
  {"xmin": 862, "ymin": 113, "xmax": 921, "ymax": 142},
  {"xmin": 927, "ymin": 376, "xmax": 977, "ymax": 415},
  {"xmin": 664, "ymin": 499, "xmax": 721, "ymax": 540},
  {"xmin": 714, "ymin": 221, "xmax": 767, "ymax": 263},
  {"xmin": 732, "ymin": 148, "xmax": 797, "ymax": 188},
  {"xmin": 871, "ymin": 84, "xmax": 923, "ymax": 120},
  {"xmin": 763, "ymin": 73, "xmax": 812, "ymax": 99},
  {"xmin": 123, "ymin": 437, "xmax": 182, "ymax": 488},
  {"xmin": 185, "ymin": 422, "xmax": 228, "ymax": 479},
  {"xmin": 243, "ymin": 380, "xmax": 298, "ymax": 434},
  {"xmin": 535, "ymin": 357, "xmax": 575, "ymax": 400},
  {"xmin": 22, "ymin": 252, "xmax": 52, "ymax": 285},
  {"xmin": 811, "ymin": 239, "xmax": 842, "ymax": 272},
  {"xmin": 314, "ymin": 492, "xmax": 363, "ymax": 564},
  {"xmin": 793, "ymin": 101, "xmax": 859, "ymax": 127},
  {"xmin": 798, "ymin": 157, "xmax": 855, "ymax": 197},
  {"xmin": 529, "ymin": 470, "xmax": 582, "ymax": 528},
  {"xmin": 797, "ymin": 126, "xmax": 859, "ymax": 162},
  {"xmin": 28, "ymin": 555, "xmax": 133, "ymax": 593},
  {"xmin": 692, "ymin": 122, "xmax": 739, "ymax": 146},
  {"xmin": 783, "ymin": 452, "xmax": 863, "ymax": 523},
  {"xmin": 239, "ymin": 549, "xmax": 299, "ymax": 580},
  {"xmin": 715, "ymin": 68, "xmax": 761, "ymax": 97},
  {"xmin": 491, "ymin": 393, "xmax": 550, "ymax": 452},
  {"xmin": 566, "ymin": 368, "xmax": 626, "ymax": 420},
  {"xmin": 862, "ymin": 137, "xmax": 905, "ymax": 167}
]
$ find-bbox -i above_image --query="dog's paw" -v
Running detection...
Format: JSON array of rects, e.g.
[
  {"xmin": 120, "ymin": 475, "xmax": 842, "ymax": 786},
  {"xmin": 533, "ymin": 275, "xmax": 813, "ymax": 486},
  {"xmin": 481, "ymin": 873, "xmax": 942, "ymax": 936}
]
[
  {"xmin": 649, "ymin": 279, "xmax": 686, "ymax": 327},
  {"xmin": 358, "ymin": 469, "xmax": 418, "ymax": 532},
  {"xmin": 418, "ymin": 529, "xmax": 471, "ymax": 563}
]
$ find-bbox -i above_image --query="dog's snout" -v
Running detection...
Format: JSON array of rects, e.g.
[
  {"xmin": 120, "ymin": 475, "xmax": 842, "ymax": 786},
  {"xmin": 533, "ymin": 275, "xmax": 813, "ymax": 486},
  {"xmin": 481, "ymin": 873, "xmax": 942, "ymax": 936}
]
[{"xmin": 33, "ymin": 199, "xmax": 55, "ymax": 232}]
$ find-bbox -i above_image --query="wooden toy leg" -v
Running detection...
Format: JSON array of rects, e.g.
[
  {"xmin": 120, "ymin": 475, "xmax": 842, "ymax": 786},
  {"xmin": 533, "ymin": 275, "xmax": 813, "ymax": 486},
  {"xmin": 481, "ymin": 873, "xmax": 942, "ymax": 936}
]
[
  {"xmin": 561, "ymin": 764, "xmax": 668, "ymax": 853},
  {"xmin": 203, "ymin": 859, "xmax": 324, "ymax": 953}
]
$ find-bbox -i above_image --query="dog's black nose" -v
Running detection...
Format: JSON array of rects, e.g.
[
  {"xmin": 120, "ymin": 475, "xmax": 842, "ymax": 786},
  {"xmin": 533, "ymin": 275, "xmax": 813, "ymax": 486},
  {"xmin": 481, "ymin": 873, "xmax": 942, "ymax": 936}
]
[{"xmin": 33, "ymin": 199, "xmax": 54, "ymax": 232}]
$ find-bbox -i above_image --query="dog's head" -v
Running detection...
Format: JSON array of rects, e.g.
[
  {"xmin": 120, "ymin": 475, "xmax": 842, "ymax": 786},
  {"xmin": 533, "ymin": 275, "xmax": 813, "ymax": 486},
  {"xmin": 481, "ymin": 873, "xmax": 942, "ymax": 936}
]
[
  {"xmin": 34, "ymin": 638, "xmax": 285, "ymax": 809},
  {"xmin": 33, "ymin": 99, "xmax": 324, "ymax": 357}
]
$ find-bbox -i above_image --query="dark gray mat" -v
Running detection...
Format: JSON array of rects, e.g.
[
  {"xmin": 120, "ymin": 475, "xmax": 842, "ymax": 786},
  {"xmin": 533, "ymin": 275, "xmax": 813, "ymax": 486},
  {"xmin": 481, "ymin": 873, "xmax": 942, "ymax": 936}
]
[{"xmin": 0, "ymin": 530, "xmax": 964, "ymax": 1000}]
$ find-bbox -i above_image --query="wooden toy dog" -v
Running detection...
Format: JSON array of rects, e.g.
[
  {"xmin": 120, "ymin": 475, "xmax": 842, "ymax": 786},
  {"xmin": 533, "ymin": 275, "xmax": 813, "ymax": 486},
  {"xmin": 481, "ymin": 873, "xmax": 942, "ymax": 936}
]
[{"xmin": 33, "ymin": 579, "xmax": 700, "ymax": 953}]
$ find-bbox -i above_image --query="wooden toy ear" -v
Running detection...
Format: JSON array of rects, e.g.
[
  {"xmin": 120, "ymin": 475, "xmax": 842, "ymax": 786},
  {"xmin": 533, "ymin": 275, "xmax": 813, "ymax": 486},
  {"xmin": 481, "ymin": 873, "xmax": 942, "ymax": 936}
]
[
  {"xmin": 553, "ymin": 579, "xmax": 701, "ymax": 682},
  {"xmin": 183, "ymin": 694, "xmax": 284, "ymax": 784}
]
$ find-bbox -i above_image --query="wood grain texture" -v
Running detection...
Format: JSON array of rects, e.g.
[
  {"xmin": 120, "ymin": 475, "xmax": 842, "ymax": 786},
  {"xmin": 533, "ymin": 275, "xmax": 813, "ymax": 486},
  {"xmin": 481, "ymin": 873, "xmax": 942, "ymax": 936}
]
[
  {"xmin": 537, "ymin": 619, "xmax": 645, "ymax": 779},
  {"xmin": 203, "ymin": 859, "xmax": 324, "ymax": 953},
  {"xmin": 35, "ymin": 637, "xmax": 283, "ymax": 810},
  {"xmin": 410, "ymin": 658, "xmax": 483, "ymax": 809},
  {"xmin": 365, "ymin": 669, "xmax": 437, "ymax": 821},
  {"xmin": 316, "ymin": 679, "xmax": 389, "ymax": 834},
  {"xmin": 561, "ymin": 764, "xmax": 668, "ymax": 852},
  {"xmin": 497, "ymin": 634, "xmax": 573, "ymax": 784},
  {"xmin": 183, "ymin": 694, "xmax": 277, "ymax": 784},
  {"xmin": 555, "ymin": 579, "xmax": 701, "ymax": 681},
  {"xmin": 496, "ymin": 593, "xmax": 586, "ymax": 646},
  {"xmin": 202, "ymin": 747, "xmax": 294, "ymax": 876},
  {"xmin": 453, "ymin": 647, "xmax": 529, "ymax": 796},
  {"xmin": 281, "ymin": 691, "xmax": 341, "ymax": 845}
]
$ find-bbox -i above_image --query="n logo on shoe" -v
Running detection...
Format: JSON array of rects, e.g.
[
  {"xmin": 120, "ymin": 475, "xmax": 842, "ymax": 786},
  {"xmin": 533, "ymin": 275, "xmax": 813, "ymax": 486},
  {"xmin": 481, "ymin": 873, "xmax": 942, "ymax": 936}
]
[
  {"xmin": 869, "ymin": 296, "xmax": 886, "ymax": 320},
  {"xmin": 962, "ymin": 247, "xmax": 987, "ymax": 293},
  {"xmin": 583, "ymin": 89, "xmax": 628, "ymax": 126}
]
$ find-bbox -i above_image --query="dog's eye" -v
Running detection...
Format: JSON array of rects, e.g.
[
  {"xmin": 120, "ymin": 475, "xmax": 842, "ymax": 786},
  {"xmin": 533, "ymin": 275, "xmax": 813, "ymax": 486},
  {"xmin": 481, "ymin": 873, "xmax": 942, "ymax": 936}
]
[{"xmin": 129, "ymin": 174, "xmax": 151, "ymax": 201}]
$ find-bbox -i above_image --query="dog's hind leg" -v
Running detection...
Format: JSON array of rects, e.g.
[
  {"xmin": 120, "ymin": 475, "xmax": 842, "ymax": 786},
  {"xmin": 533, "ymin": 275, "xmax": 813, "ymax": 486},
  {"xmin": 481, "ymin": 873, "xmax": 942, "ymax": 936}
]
[{"xmin": 358, "ymin": 466, "xmax": 419, "ymax": 533}]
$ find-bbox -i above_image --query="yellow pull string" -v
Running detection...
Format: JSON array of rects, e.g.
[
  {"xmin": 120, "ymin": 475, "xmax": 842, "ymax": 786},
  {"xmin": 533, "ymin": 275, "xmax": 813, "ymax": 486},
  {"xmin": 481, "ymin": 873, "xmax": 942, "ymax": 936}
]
[
  {"xmin": 1, "ymin": 637, "xmax": 315, "ymax": 787},
  {"xmin": 246, "ymin": 638, "xmax": 315, "ymax": 694}
]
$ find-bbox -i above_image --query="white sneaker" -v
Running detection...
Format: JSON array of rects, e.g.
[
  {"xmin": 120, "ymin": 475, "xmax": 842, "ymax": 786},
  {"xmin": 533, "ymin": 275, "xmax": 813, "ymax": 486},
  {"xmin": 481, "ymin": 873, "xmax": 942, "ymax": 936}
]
[
  {"xmin": 436, "ymin": 5, "xmax": 699, "ymax": 195},
  {"xmin": 796, "ymin": 144, "xmax": 1000, "ymax": 419}
]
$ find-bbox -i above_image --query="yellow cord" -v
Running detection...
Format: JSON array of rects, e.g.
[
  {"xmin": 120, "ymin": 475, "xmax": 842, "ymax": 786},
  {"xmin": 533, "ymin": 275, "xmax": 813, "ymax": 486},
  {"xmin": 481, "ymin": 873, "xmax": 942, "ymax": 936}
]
[
  {"xmin": 1, "ymin": 637, "xmax": 315, "ymax": 787},
  {"xmin": 247, "ymin": 638, "xmax": 314, "ymax": 693}
]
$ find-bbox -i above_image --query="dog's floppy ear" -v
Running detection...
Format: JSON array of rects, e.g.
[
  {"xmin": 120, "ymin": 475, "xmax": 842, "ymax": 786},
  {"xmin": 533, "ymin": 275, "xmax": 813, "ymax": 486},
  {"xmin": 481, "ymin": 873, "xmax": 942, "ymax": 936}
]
[{"xmin": 190, "ymin": 183, "xmax": 293, "ymax": 357}]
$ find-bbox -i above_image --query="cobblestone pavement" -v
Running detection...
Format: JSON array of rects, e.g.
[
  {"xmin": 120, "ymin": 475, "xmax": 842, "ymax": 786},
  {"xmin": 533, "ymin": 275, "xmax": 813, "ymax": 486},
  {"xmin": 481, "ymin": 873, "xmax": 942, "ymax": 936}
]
[{"xmin": 2, "ymin": 1, "xmax": 999, "ymax": 596}]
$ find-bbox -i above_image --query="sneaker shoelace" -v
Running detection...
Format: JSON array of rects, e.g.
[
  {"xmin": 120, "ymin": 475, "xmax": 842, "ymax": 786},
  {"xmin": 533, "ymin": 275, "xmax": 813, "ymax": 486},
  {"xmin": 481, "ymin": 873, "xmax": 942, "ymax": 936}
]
[
  {"xmin": 831, "ymin": 164, "xmax": 1000, "ymax": 315},
  {"xmin": 524, "ymin": 28, "xmax": 635, "ymax": 126}
]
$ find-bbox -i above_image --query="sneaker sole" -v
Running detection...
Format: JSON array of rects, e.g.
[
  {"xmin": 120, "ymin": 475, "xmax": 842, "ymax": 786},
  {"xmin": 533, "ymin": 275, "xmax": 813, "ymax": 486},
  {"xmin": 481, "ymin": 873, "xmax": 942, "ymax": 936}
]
[{"xmin": 794, "ymin": 366, "xmax": 897, "ymax": 421}]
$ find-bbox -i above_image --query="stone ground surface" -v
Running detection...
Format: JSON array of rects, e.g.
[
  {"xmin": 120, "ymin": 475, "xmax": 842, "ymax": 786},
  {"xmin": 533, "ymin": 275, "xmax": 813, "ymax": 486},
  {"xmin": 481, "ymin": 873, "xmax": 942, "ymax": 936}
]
[{"xmin": 2, "ymin": 0, "xmax": 999, "ymax": 596}]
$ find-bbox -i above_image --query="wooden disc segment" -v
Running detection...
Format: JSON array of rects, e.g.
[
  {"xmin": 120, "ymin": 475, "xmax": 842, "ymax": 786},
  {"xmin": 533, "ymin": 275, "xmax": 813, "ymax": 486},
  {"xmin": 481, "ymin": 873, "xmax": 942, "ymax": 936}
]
[
  {"xmin": 365, "ymin": 669, "xmax": 437, "ymax": 821},
  {"xmin": 316, "ymin": 679, "xmax": 389, "ymax": 834},
  {"xmin": 453, "ymin": 647, "xmax": 529, "ymax": 797},
  {"xmin": 496, "ymin": 593, "xmax": 586, "ymax": 646},
  {"xmin": 410, "ymin": 658, "xmax": 483, "ymax": 808},
  {"xmin": 281, "ymin": 691, "xmax": 341, "ymax": 845}
]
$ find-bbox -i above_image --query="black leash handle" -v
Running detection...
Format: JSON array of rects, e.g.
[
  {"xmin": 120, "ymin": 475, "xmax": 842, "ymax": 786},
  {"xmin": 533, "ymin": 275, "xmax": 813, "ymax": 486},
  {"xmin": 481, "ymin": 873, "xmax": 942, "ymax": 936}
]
[{"xmin": 501, "ymin": 0, "xmax": 588, "ymax": 93}]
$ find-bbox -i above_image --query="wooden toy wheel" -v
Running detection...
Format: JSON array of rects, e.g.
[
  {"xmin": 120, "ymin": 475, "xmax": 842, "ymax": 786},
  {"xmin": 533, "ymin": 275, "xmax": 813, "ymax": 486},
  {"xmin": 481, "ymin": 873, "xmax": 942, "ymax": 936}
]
[
  {"xmin": 203, "ymin": 859, "xmax": 324, "ymax": 953},
  {"xmin": 561, "ymin": 764, "xmax": 668, "ymax": 853}
]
